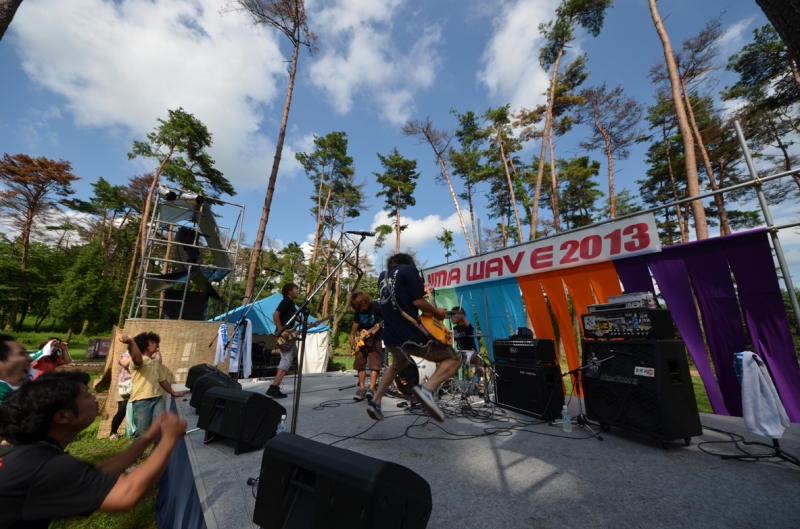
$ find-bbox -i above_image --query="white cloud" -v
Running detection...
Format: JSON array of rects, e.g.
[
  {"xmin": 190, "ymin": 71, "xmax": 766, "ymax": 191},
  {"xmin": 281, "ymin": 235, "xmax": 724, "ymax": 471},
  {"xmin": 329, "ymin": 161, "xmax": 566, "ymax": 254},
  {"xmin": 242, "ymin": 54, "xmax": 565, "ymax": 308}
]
[
  {"xmin": 719, "ymin": 15, "xmax": 758, "ymax": 59},
  {"xmin": 365, "ymin": 208, "xmax": 466, "ymax": 263},
  {"xmin": 306, "ymin": 0, "xmax": 441, "ymax": 124},
  {"xmin": 477, "ymin": 0, "xmax": 559, "ymax": 111},
  {"xmin": 9, "ymin": 0, "xmax": 291, "ymax": 189}
]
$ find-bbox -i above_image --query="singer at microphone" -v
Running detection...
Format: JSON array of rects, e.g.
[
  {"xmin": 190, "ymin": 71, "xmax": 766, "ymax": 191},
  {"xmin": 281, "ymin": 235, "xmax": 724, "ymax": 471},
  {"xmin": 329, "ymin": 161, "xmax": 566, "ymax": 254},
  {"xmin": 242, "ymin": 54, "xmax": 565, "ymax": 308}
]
[{"xmin": 345, "ymin": 230, "xmax": 376, "ymax": 237}]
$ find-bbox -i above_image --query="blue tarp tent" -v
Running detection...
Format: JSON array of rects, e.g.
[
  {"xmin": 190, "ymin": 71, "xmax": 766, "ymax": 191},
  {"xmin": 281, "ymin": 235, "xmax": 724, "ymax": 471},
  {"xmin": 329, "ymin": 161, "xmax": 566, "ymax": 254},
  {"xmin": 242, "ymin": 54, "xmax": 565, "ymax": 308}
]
[
  {"xmin": 210, "ymin": 293, "xmax": 330, "ymax": 334},
  {"xmin": 210, "ymin": 293, "xmax": 332, "ymax": 374}
]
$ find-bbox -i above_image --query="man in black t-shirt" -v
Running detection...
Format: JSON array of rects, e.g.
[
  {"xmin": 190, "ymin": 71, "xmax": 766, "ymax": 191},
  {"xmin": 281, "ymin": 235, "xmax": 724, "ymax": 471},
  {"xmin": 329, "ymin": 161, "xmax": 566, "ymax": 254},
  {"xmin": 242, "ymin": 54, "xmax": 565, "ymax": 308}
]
[
  {"xmin": 349, "ymin": 292, "xmax": 383, "ymax": 401},
  {"xmin": 365, "ymin": 253, "xmax": 461, "ymax": 423},
  {"xmin": 270, "ymin": 282, "xmax": 302, "ymax": 398},
  {"xmin": 451, "ymin": 307, "xmax": 484, "ymax": 390},
  {"xmin": 0, "ymin": 371, "xmax": 187, "ymax": 528}
]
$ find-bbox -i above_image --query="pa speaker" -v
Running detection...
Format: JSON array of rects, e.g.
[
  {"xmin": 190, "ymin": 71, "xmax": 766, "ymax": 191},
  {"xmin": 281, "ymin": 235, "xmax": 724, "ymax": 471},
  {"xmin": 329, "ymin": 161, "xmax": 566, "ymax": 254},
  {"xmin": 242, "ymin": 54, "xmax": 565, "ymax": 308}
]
[
  {"xmin": 186, "ymin": 363, "xmax": 217, "ymax": 390},
  {"xmin": 161, "ymin": 290, "xmax": 208, "ymax": 321},
  {"xmin": 197, "ymin": 387, "xmax": 285, "ymax": 455},
  {"xmin": 253, "ymin": 433, "xmax": 432, "ymax": 529},
  {"xmin": 493, "ymin": 363, "xmax": 564, "ymax": 420},
  {"xmin": 581, "ymin": 340, "xmax": 702, "ymax": 444},
  {"xmin": 189, "ymin": 370, "xmax": 241, "ymax": 411}
]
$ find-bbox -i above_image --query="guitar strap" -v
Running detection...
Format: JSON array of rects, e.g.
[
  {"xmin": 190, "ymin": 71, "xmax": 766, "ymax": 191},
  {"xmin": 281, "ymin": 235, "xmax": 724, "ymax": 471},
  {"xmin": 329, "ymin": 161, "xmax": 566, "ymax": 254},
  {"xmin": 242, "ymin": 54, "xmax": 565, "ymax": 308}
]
[{"xmin": 385, "ymin": 267, "xmax": 437, "ymax": 345}]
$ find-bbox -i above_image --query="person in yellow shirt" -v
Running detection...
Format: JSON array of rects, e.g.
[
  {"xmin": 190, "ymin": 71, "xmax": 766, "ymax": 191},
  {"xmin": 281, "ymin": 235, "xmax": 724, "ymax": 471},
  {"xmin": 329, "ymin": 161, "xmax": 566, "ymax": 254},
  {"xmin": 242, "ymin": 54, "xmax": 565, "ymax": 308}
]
[{"xmin": 119, "ymin": 333, "xmax": 185, "ymax": 439}]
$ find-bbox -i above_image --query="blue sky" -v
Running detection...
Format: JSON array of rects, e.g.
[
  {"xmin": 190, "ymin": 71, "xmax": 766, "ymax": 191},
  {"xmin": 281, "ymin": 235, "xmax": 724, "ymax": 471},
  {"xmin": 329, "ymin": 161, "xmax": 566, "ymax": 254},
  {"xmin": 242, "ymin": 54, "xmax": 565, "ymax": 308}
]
[{"xmin": 2, "ymin": 0, "xmax": 797, "ymax": 277}]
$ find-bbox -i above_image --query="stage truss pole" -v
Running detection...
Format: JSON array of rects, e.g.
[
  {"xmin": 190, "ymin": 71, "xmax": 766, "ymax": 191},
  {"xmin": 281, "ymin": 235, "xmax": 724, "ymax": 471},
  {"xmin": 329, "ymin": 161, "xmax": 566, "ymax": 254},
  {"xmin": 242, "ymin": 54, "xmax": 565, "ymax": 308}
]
[{"xmin": 734, "ymin": 121, "xmax": 800, "ymax": 333}]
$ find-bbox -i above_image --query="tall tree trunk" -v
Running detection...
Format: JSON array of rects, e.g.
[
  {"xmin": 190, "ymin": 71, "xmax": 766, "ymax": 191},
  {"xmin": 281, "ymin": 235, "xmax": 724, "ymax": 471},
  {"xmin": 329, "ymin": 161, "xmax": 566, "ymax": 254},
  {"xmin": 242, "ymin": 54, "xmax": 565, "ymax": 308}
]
[
  {"xmin": 118, "ymin": 229, "xmax": 141, "ymax": 324},
  {"xmin": 0, "ymin": 0, "xmax": 24, "ymax": 42},
  {"xmin": 594, "ymin": 109, "xmax": 617, "ymax": 218},
  {"xmin": 547, "ymin": 129, "xmax": 561, "ymax": 232},
  {"xmin": 306, "ymin": 161, "xmax": 329, "ymax": 295},
  {"xmin": 680, "ymin": 78, "xmax": 730, "ymax": 235},
  {"xmin": 755, "ymin": 0, "xmax": 800, "ymax": 73},
  {"xmin": 531, "ymin": 45, "xmax": 565, "ymax": 240},
  {"xmin": 649, "ymin": 0, "xmax": 708, "ymax": 239},
  {"xmin": 467, "ymin": 187, "xmax": 479, "ymax": 253},
  {"xmin": 244, "ymin": 38, "xmax": 301, "ymax": 304},
  {"xmin": 435, "ymin": 153, "xmax": 474, "ymax": 255},
  {"xmin": 495, "ymin": 129, "xmax": 523, "ymax": 242},
  {"xmin": 662, "ymin": 122, "xmax": 688, "ymax": 242}
]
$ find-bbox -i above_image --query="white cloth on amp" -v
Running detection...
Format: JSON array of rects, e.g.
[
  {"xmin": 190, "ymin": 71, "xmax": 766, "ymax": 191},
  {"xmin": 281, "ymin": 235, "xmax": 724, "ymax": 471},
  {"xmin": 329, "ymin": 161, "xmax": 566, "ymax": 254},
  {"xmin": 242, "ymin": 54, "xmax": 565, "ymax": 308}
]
[
  {"xmin": 228, "ymin": 319, "xmax": 253, "ymax": 378},
  {"xmin": 214, "ymin": 323, "xmax": 229, "ymax": 366},
  {"xmin": 740, "ymin": 351, "xmax": 790, "ymax": 439}
]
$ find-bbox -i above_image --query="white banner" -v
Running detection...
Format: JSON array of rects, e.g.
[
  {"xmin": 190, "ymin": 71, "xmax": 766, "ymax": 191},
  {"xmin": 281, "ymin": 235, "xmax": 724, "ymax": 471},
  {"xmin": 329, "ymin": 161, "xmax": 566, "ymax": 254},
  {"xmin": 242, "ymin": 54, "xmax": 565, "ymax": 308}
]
[{"xmin": 423, "ymin": 213, "xmax": 661, "ymax": 288}]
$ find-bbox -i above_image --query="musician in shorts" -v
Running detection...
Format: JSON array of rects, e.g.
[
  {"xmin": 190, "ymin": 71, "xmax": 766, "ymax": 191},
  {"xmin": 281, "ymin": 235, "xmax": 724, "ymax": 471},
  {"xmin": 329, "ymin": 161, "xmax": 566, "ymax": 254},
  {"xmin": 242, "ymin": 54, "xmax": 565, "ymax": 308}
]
[
  {"xmin": 450, "ymin": 307, "xmax": 484, "ymax": 391},
  {"xmin": 365, "ymin": 253, "xmax": 461, "ymax": 423},
  {"xmin": 348, "ymin": 292, "xmax": 383, "ymax": 402},
  {"xmin": 269, "ymin": 283, "xmax": 302, "ymax": 399}
]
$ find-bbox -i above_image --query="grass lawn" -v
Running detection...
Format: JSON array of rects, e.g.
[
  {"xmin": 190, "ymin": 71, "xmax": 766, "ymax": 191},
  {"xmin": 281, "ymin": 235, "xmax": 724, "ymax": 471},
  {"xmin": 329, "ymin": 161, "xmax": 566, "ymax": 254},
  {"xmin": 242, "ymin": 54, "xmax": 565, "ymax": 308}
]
[{"xmin": 10, "ymin": 331, "xmax": 113, "ymax": 362}]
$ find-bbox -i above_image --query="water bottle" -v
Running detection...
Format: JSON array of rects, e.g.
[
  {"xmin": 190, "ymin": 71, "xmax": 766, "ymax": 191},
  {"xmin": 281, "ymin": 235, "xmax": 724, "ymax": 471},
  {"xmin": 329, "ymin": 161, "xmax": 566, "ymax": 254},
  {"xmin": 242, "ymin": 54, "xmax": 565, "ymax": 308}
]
[
  {"xmin": 276, "ymin": 415, "xmax": 286, "ymax": 435},
  {"xmin": 562, "ymin": 405, "xmax": 572, "ymax": 433}
]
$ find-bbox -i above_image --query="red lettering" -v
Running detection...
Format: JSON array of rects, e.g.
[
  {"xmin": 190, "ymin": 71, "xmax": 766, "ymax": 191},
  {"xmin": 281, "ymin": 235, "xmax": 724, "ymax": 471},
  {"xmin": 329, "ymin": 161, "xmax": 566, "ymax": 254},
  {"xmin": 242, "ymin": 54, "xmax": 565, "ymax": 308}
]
[
  {"xmin": 530, "ymin": 246, "xmax": 553, "ymax": 269},
  {"xmin": 580, "ymin": 235, "xmax": 602, "ymax": 260},
  {"xmin": 604, "ymin": 229, "xmax": 621, "ymax": 255},
  {"xmin": 560, "ymin": 240, "xmax": 580, "ymax": 264},
  {"xmin": 486, "ymin": 258, "xmax": 503, "ymax": 278},
  {"xmin": 447, "ymin": 268, "xmax": 461, "ymax": 285},
  {"xmin": 466, "ymin": 261, "xmax": 485, "ymax": 281},
  {"xmin": 429, "ymin": 270, "xmax": 448, "ymax": 287},
  {"xmin": 503, "ymin": 251, "xmax": 525, "ymax": 273},
  {"xmin": 623, "ymin": 223, "xmax": 650, "ymax": 252}
]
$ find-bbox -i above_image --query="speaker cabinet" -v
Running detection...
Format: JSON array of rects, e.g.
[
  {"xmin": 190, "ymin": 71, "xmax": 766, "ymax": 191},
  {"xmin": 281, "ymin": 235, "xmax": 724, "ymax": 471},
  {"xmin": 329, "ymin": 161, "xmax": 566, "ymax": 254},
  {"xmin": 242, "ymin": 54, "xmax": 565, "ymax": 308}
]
[
  {"xmin": 493, "ymin": 363, "xmax": 564, "ymax": 420},
  {"xmin": 186, "ymin": 363, "xmax": 217, "ymax": 390},
  {"xmin": 161, "ymin": 290, "xmax": 209, "ymax": 321},
  {"xmin": 197, "ymin": 387, "xmax": 286, "ymax": 455},
  {"xmin": 581, "ymin": 340, "xmax": 702, "ymax": 443},
  {"xmin": 189, "ymin": 370, "xmax": 241, "ymax": 411},
  {"xmin": 253, "ymin": 433, "xmax": 432, "ymax": 529},
  {"xmin": 493, "ymin": 339, "xmax": 557, "ymax": 365}
]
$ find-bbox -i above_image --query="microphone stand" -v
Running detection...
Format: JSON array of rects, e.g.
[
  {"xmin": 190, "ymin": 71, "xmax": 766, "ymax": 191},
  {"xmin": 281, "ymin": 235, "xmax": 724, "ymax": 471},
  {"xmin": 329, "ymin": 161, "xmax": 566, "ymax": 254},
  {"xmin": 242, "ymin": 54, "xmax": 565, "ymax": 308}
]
[
  {"xmin": 275, "ymin": 233, "xmax": 371, "ymax": 435},
  {"xmin": 560, "ymin": 355, "xmax": 615, "ymax": 441}
]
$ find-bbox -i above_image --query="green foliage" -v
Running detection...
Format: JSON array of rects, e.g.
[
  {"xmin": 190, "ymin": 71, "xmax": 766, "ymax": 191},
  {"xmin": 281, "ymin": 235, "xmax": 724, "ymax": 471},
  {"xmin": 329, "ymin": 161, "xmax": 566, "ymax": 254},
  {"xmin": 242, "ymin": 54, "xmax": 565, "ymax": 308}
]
[
  {"xmin": 539, "ymin": 0, "xmax": 614, "ymax": 69},
  {"xmin": 128, "ymin": 107, "xmax": 234, "ymax": 197},
  {"xmin": 556, "ymin": 156, "xmax": 603, "ymax": 229},
  {"xmin": 49, "ymin": 239, "xmax": 115, "ymax": 334},
  {"xmin": 436, "ymin": 228, "xmax": 455, "ymax": 259}
]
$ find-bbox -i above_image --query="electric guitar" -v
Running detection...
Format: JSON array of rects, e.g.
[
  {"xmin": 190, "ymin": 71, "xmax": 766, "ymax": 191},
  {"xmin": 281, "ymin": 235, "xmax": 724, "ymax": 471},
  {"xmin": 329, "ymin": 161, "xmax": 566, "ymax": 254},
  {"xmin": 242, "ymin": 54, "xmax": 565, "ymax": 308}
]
[
  {"xmin": 350, "ymin": 322, "xmax": 384, "ymax": 356},
  {"xmin": 418, "ymin": 313, "xmax": 453, "ymax": 346},
  {"xmin": 276, "ymin": 316, "xmax": 333, "ymax": 352}
]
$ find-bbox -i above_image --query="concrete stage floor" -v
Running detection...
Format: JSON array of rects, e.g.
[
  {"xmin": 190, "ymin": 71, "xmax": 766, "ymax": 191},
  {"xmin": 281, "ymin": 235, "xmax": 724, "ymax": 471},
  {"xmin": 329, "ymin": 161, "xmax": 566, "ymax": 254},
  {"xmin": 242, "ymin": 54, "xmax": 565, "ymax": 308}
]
[{"xmin": 176, "ymin": 371, "xmax": 800, "ymax": 529}]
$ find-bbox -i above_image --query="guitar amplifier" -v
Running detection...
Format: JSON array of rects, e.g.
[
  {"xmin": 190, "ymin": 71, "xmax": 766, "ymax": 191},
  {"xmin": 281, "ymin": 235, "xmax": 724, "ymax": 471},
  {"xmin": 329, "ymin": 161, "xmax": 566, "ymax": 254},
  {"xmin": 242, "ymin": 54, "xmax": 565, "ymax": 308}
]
[
  {"xmin": 581, "ymin": 309, "xmax": 675, "ymax": 339},
  {"xmin": 493, "ymin": 339, "xmax": 557, "ymax": 366}
]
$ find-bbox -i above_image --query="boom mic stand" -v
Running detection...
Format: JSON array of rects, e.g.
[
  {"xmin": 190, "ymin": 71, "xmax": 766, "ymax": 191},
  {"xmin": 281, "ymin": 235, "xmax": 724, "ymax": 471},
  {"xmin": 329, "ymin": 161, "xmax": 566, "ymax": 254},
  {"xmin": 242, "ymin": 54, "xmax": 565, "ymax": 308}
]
[
  {"xmin": 560, "ymin": 355, "xmax": 616, "ymax": 441},
  {"xmin": 275, "ymin": 233, "xmax": 372, "ymax": 435}
]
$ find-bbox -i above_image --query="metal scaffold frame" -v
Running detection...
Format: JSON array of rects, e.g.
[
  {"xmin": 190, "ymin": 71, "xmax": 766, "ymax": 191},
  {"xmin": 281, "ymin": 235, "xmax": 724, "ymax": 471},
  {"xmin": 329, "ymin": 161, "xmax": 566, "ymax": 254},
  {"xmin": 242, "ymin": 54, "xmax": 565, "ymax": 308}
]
[{"xmin": 129, "ymin": 185, "xmax": 245, "ymax": 322}]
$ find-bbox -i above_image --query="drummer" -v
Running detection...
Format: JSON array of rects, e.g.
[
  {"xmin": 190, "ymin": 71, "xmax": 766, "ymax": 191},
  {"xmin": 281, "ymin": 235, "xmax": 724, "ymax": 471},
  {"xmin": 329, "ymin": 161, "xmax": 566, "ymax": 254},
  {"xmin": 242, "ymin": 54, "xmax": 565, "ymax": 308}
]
[{"xmin": 450, "ymin": 307, "xmax": 484, "ymax": 389}]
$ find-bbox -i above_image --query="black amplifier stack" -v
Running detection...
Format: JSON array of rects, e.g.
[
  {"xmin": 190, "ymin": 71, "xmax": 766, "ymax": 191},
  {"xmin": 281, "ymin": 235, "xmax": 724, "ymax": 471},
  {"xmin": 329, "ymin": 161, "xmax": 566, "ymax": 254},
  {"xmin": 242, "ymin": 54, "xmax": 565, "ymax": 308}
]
[
  {"xmin": 492, "ymin": 332, "xmax": 563, "ymax": 421},
  {"xmin": 580, "ymin": 292, "xmax": 702, "ymax": 446}
]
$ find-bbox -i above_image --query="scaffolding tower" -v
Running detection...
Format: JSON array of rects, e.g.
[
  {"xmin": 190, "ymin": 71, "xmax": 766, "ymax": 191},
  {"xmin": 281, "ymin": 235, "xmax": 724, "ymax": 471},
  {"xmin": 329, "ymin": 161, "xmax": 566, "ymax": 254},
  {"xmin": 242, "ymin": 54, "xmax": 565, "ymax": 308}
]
[{"xmin": 129, "ymin": 185, "xmax": 245, "ymax": 321}]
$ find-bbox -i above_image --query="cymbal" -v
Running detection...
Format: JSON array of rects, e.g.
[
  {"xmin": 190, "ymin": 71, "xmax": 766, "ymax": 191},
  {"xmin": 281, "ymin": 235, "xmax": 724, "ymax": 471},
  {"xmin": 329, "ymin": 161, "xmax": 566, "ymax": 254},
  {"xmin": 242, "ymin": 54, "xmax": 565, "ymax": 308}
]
[
  {"xmin": 443, "ymin": 311, "xmax": 463, "ymax": 319},
  {"xmin": 463, "ymin": 334, "xmax": 484, "ymax": 338}
]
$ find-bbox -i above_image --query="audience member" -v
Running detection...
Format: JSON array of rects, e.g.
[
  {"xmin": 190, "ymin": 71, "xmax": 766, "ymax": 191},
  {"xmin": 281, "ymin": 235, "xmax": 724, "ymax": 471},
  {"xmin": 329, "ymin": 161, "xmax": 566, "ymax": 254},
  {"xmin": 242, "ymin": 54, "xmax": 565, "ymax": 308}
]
[
  {"xmin": 109, "ymin": 349, "xmax": 133, "ymax": 440},
  {"xmin": 123, "ymin": 333, "xmax": 184, "ymax": 439},
  {"xmin": 29, "ymin": 337, "xmax": 73, "ymax": 379},
  {"xmin": 0, "ymin": 371, "xmax": 187, "ymax": 528},
  {"xmin": 0, "ymin": 335, "xmax": 31, "ymax": 405}
]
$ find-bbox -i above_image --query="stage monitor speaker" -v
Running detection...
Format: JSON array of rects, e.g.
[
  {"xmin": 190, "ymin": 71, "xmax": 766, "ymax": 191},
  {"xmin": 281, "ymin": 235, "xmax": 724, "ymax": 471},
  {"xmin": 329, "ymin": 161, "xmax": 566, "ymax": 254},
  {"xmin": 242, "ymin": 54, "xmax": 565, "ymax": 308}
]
[
  {"xmin": 186, "ymin": 363, "xmax": 217, "ymax": 390},
  {"xmin": 493, "ymin": 339, "xmax": 557, "ymax": 366},
  {"xmin": 253, "ymin": 433, "xmax": 432, "ymax": 529},
  {"xmin": 493, "ymin": 363, "xmax": 564, "ymax": 420},
  {"xmin": 189, "ymin": 371, "xmax": 241, "ymax": 411},
  {"xmin": 161, "ymin": 290, "xmax": 209, "ymax": 321},
  {"xmin": 197, "ymin": 387, "xmax": 285, "ymax": 455},
  {"xmin": 581, "ymin": 340, "xmax": 702, "ymax": 444},
  {"xmin": 175, "ymin": 226, "xmax": 202, "ymax": 264}
]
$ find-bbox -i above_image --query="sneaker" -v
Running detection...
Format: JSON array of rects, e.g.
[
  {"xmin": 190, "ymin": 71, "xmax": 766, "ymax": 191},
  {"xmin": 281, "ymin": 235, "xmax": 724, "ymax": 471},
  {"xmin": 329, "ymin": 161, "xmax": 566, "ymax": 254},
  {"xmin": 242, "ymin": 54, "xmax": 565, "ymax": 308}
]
[
  {"xmin": 365, "ymin": 388, "xmax": 375, "ymax": 401},
  {"xmin": 366, "ymin": 400, "xmax": 384, "ymax": 421},
  {"xmin": 109, "ymin": 433, "xmax": 119, "ymax": 440},
  {"xmin": 353, "ymin": 388, "xmax": 367, "ymax": 401},
  {"xmin": 412, "ymin": 385, "xmax": 445, "ymax": 423},
  {"xmin": 266, "ymin": 385, "xmax": 287, "ymax": 399}
]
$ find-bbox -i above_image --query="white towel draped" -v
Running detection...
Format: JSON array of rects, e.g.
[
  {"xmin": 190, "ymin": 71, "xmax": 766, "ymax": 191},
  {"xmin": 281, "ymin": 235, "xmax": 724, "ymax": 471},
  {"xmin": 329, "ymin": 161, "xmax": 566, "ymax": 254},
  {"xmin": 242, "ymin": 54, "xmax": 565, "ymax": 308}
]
[{"xmin": 740, "ymin": 351, "xmax": 790, "ymax": 439}]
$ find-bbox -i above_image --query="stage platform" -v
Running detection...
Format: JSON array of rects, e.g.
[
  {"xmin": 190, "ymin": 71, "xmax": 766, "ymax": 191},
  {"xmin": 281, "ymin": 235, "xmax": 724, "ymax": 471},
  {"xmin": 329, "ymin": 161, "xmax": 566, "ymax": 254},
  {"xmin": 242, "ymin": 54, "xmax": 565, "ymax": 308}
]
[{"xmin": 171, "ymin": 371, "xmax": 800, "ymax": 529}]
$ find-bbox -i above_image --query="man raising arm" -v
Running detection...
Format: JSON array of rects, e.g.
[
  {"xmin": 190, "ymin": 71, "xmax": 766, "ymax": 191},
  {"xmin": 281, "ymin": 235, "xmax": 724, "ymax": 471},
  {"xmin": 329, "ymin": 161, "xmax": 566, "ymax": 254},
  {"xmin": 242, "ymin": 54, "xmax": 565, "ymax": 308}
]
[{"xmin": 0, "ymin": 371, "xmax": 187, "ymax": 528}]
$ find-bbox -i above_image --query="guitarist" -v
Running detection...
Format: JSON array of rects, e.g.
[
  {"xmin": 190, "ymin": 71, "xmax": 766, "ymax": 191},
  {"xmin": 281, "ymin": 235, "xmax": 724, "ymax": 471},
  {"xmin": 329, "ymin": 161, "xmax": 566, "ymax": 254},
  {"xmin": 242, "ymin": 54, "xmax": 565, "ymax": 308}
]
[
  {"xmin": 366, "ymin": 253, "xmax": 461, "ymax": 423},
  {"xmin": 269, "ymin": 283, "xmax": 303, "ymax": 399},
  {"xmin": 348, "ymin": 292, "xmax": 383, "ymax": 402}
]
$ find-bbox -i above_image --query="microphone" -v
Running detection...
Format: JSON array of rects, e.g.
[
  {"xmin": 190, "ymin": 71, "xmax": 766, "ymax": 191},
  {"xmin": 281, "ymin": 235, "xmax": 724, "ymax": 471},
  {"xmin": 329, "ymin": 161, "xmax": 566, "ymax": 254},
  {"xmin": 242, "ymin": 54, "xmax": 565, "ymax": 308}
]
[
  {"xmin": 263, "ymin": 267, "xmax": 284, "ymax": 275},
  {"xmin": 345, "ymin": 230, "xmax": 376, "ymax": 237}
]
